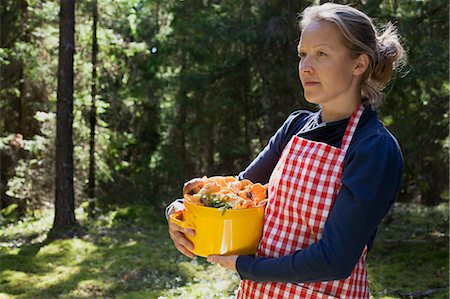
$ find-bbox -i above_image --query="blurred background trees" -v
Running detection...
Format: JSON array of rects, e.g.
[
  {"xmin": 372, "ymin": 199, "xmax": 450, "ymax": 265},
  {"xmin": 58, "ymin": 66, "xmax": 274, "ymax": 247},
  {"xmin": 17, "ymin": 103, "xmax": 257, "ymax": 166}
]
[{"xmin": 0, "ymin": 0, "xmax": 448, "ymax": 221}]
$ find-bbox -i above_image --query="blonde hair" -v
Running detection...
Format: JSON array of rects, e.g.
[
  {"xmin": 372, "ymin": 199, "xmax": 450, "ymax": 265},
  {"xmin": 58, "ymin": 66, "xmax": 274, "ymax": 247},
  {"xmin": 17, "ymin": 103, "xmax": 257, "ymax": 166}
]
[{"xmin": 299, "ymin": 3, "xmax": 406, "ymax": 108}]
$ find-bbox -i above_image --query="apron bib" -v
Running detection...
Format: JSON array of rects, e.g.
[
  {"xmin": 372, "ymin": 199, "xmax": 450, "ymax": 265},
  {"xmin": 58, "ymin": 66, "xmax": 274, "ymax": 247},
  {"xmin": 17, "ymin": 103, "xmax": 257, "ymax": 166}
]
[{"xmin": 237, "ymin": 105, "xmax": 369, "ymax": 299}]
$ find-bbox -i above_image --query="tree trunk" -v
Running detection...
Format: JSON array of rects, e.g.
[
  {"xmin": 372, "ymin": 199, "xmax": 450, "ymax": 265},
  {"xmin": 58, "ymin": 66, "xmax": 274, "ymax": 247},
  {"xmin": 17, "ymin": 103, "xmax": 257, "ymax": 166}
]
[
  {"xmin": 18, "ymin": 63, "xmax": 25, "ymax": 135},
  {"xmin": 179, "ymin": 94, "xmax": 187, "ymax": 177},
  {"xmin": 177, "ymin": 59, "xmax": 188, "ymax": 178},
  {"xmin": 54, "ymin": 0, "xmax": 77, "ymax": 228},
  {"xmin": 19, "ymin": 0, "xmax": 28, "ymax": 136},
  {"xmin": 88, "ymin": 0, "xmax": 98, "ymax": 200},
  {"xmin": 242, "ymin": 55, "xmax": 251, "ymax": 163}
]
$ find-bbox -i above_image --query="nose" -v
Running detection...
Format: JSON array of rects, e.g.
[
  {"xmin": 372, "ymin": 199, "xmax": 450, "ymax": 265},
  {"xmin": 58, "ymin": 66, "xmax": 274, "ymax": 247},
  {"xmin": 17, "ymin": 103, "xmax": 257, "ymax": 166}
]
[{"xmin": 299, "ymin": 56, "xmax": 313, "ymax": 74}]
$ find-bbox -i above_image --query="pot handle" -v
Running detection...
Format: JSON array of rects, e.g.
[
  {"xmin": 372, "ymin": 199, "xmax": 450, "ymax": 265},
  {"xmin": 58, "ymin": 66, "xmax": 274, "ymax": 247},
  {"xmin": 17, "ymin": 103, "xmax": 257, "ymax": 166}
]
[{"xmin": 169, "ymin": 210, "xmax": 194, "ymax": 229}]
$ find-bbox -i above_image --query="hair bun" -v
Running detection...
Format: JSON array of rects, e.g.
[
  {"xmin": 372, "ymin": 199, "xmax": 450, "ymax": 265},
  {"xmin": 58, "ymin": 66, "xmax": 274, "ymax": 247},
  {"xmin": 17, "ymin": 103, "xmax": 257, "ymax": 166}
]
[{"xmin": 372, "ymin": 23, "xmax": 406, "ymax": 89}]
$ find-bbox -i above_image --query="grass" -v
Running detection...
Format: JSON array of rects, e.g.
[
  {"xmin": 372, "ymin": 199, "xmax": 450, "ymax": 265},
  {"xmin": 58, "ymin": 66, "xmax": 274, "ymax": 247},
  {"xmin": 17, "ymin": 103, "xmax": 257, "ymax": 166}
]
[
  {"xmin": 367, "ymin": 203, "xmax": 449, "ymax": 298},
  {"xmin": 0, "ymin": 202, "xmax": 448, "ymax": 299}
]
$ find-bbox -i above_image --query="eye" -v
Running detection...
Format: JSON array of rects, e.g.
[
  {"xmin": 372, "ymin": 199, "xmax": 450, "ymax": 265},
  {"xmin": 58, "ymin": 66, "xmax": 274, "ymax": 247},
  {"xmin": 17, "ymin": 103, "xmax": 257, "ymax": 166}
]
[
  {"xmin": 298, "ymin": 52, "xmax": 306, "ymax": 59},
  {"xmin": 318, "ymin": 51, "xmax": 327, "ymax": 57}
]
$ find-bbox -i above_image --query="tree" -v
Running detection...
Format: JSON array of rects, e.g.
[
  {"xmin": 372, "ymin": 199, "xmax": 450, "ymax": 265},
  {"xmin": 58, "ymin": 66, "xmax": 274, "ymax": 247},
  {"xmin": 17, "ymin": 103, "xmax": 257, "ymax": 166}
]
[
  {"xmin": 88, "ymin": 0, "xmax": 98, "ymax": 201},
  {"xmin": 1, "ymin": 0, "xmax": 447, "ymax": 211},
  {"xmin": 53, "ymin": 0, "xmax": 78, "ymax": 228},
  {"xmin": 0, "ymin": 0, "xmax": 49, "ymax": 211},
  {"xmin": 361, "ymin": 0, "xmax": 449, "ymax": 205}
]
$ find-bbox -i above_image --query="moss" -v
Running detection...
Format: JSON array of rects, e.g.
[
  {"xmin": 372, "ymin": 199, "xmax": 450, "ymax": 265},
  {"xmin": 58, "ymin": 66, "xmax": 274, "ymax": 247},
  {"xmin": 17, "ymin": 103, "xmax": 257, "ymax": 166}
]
[
  {"xmin": 368, "ymin": 203, "xmax": 449, "ymax": 298},
  {"xmin": 0, "ymin": 203, "xmax": 447, "ymax": 298},
  {"xmin": 0, "ymin": 204, "xmax": 19, "ymax": 225}
]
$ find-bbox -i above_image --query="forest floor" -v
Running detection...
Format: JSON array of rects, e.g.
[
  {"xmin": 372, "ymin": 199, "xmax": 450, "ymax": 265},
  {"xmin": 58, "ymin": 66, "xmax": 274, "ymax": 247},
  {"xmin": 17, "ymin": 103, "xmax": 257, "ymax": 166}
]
[{"xmin": 0, "ymin": 201, "xmax": 448, "ymax": 299}]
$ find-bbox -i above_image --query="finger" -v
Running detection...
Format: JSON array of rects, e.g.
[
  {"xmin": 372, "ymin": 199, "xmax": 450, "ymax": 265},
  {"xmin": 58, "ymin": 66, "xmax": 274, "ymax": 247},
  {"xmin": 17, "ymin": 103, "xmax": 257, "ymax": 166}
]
[
  {"xmin": 170, "ymin": 230, "xmax": 194, "ymax": 250},
  {"xmin": 168, "ymin": 222, "xmax": 196, "ymax": 257},
  {"xmin": 207, "ymin": 255, "xmax": 220, "ymax": 263},
  {"xmin": 180, "ymin": 227, "xmax": 195, "ymax": 237},
  {"xmin": 168, "ymin": 223, "xmax": 195, "ymax": 249},
  {"xmin": 169, "ymin": 222, "xmax": 195, "ymax": 237},
  {"xmin": 175, "ymin": 242, "xmax": 196, "ymax": 259},
  {"xmin": 170, "ymin": 230, "xmax": 195, "ymax": 258}
]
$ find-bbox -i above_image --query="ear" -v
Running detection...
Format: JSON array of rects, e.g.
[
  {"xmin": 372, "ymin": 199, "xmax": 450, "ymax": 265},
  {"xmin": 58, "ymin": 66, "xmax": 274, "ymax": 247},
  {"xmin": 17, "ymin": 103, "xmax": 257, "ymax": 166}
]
[{"xmin": 353, "ymin": 54, "xmax": 369, "ymax": 76}]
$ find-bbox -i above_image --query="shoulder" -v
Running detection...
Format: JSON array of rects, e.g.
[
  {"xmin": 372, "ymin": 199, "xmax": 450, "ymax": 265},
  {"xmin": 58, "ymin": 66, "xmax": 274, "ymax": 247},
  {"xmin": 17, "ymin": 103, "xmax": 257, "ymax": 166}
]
[
  {"xmin": 280, "ymin": 109, "xmax": 316, "ymax": 135},
  {"xmin": 348, "ymin": 119, "xmax": 403, "ymax": 166},
  {"xmin": 346, "ymin": 107, "xmax": 402, "ymax": 162},
  {"xmin": 267, "ymin": 109, "xmax": 316, "ymax": 156},
  {"xmin": 343, "ymin": 122, "xmax": 404, "ymax": 197},
  {"xmin": 285, "ymin": 109, "xmax": 315, "ymax": 124},
  {"xmin": 355, "ymin": 129, "xmax": 401, "ymax": 153}
]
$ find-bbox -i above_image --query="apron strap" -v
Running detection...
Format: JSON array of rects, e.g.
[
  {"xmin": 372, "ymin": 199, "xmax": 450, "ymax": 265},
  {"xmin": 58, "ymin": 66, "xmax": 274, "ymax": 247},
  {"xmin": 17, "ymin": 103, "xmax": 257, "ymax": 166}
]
[
  {"xmin": 341, "ymin": 104, "xmax": 365, "ymax": 152},
  {"xmin": 298, "ymin": 113, "xmax": 326, "ymax": 134}
]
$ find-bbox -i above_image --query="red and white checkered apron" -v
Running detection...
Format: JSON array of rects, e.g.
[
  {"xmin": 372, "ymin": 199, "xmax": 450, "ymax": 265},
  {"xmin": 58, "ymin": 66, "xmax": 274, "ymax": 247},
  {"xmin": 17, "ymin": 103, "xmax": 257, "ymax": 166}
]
[{"xmin": 237, "ymin": 105, "xmax": 369, "ymax": 299}]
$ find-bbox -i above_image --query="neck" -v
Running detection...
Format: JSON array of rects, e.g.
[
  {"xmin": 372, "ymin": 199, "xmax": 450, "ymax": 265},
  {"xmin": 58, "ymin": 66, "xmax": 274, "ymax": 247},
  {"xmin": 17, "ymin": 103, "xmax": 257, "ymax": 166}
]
[{"xmin": 320, "ymin": 98, "xmax": 361, "ymax": 123}]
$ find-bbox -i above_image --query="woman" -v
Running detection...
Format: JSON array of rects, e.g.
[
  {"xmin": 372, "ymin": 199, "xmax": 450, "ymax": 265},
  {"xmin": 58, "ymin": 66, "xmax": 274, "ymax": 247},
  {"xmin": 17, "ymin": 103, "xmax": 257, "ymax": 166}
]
[{"xmin": 168, "ymin": 3, "xmax": 406, "ymax": 298}]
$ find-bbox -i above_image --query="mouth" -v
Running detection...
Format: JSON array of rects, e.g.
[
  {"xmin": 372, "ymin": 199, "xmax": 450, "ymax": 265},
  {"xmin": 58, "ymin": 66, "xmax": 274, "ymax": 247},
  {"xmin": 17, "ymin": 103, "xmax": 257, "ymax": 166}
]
[{"xmin": 303, "ymin": 81, "xmax": 319, "ymax": 87}]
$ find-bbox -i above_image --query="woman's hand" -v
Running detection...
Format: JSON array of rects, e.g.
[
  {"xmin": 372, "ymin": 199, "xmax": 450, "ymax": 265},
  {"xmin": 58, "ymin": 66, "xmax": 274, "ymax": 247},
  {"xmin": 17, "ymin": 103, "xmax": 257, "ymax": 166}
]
[
  {"xmin": 207, "ymin": 255, "xmax": 238, "ymax": 271},
  {"xmin": 168, "ymin": 216, "xmax": 196, "ymax": 259}
]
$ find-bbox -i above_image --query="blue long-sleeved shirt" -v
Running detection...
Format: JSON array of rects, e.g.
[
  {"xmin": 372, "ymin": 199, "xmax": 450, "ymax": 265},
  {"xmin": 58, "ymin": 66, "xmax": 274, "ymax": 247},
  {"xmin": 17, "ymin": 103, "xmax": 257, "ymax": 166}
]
[{"xmin": 235, "ymin": 106, "xmax": 403, "ymax": 283}]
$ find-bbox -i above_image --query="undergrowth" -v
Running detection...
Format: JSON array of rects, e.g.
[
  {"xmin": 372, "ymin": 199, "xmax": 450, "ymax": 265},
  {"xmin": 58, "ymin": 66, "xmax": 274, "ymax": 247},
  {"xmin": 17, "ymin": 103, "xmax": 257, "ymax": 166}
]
[{"xmin": 0, "ymin": 202, "xmax": 448, "ymax": 298}]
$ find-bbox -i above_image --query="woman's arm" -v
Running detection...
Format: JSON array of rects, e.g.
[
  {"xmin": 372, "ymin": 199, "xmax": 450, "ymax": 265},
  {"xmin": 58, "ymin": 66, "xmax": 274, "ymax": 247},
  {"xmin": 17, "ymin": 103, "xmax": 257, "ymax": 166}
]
[{"xmin": 235, "ymin": 133, "xmax": 403, "ymax": 283}]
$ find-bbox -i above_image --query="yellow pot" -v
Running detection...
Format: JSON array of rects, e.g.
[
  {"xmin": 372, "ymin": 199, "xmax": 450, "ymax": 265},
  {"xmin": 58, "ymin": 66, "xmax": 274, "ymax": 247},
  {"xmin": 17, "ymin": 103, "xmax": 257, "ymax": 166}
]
[{"xmin": 169, "ymin": 200, "xmax": 264, "ymax": 257}]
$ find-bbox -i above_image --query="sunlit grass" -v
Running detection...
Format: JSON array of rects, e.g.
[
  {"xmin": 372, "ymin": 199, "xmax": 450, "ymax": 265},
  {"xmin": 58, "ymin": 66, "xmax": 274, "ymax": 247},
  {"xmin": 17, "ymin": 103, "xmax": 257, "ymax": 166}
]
[
  {"xmin": 67, "ymin": 279, "xmax": 114, "ymax": 298},
  {"xmin": 0, "ymin": 236, "xmax": 99, "ymax": 298},
  {"xmin": 0, "ymin": 209, "xmax": 53, "ymax": 251},
  {"xmin": 0, "ymin": 202, "xmax": 448, "ymax": 298},
  {"xmin": 157, "ymin": 260, "xmax": 239, "ymax": 299}
]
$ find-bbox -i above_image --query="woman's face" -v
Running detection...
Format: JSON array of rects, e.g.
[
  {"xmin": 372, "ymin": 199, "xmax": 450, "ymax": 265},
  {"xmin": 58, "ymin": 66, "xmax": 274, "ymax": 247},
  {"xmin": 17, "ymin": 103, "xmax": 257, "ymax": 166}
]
[{"xmin": 298, "ymin": 21, "xmax": 360, "ymax": 107}]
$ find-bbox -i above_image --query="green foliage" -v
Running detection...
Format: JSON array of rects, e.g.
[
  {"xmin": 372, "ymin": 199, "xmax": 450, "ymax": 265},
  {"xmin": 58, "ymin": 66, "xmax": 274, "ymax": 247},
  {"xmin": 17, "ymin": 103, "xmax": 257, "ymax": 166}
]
[
  {"xmin": 1, "ymin": 117, "xmax": 54, "ymax": 213},
  {"xmin": 0, "ymin": 0, "xmax": 448, "ymax": 218},
  {"xmin": 6, "ymin": 131, "xmax": 53, "ymax": 201},
  {"xmin": 0, "ymin": 203, "xmax": 19, "ymax": 225},
  {"xmin": 126, "ymin": 0, "xmax": 449, "ymax": 207},
  {"xmin": 110, "ymin": 205, "xmax": 162, "ymax": 226},
  {"xmin": 370, "ymin": 0, "xmax": 449, "ymax": 205}
]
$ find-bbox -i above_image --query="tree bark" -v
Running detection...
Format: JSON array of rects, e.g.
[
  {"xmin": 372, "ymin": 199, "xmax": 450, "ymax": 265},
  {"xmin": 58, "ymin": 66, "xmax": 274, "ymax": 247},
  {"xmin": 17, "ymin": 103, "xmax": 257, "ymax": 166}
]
[
  {"xmin": 18, "ymin": 63, "xmax": 25, "ymax": 135},
  {"xmin": 88, "ymin": 0, "xmax": 98, "ymax": 200},
  {"xmin": 54, "ymin": 0, "xmax": 77, "ymax": 228}
]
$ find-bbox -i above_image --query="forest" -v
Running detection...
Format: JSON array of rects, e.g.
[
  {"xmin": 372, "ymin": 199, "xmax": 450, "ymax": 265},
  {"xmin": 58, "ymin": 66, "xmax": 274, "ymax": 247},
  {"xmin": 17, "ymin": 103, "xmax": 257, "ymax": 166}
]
[{"xmin": 0, "ymin": 0, "xmax": 449, "ymax": 298}]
